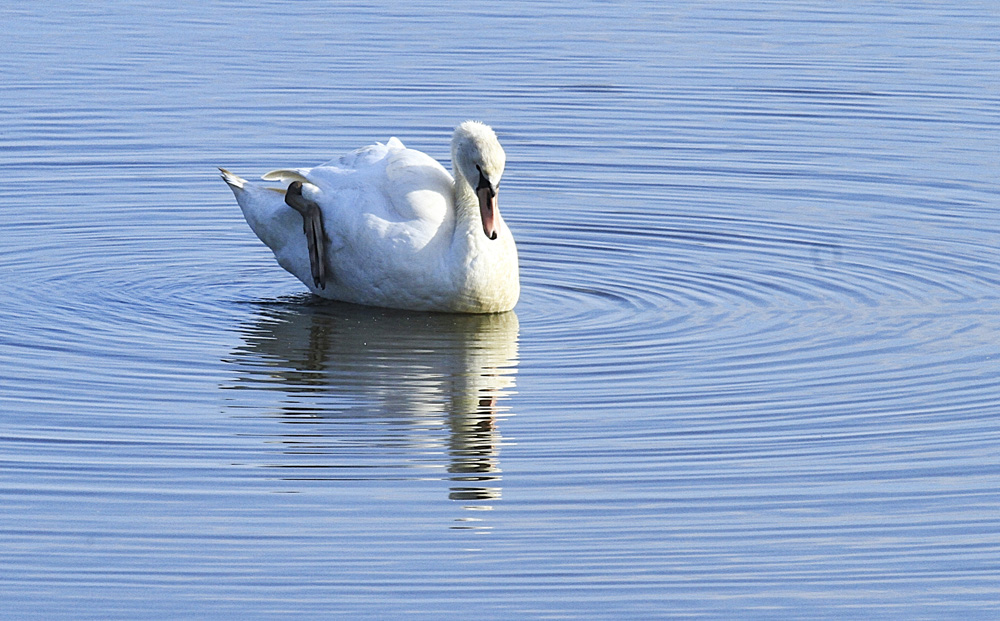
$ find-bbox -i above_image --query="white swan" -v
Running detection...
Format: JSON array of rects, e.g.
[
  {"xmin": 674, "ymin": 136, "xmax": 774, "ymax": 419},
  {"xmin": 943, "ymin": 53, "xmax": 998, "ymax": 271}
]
[{"xmin": 221, "ymin": 121, "xmax": 518, "ymax": 313}]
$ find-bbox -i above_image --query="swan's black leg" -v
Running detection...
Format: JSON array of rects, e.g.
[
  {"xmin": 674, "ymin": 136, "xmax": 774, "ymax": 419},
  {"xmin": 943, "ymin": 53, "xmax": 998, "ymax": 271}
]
[{"xmin": 284, "ymin": 181, "xmax": 327, "ymax": 289}]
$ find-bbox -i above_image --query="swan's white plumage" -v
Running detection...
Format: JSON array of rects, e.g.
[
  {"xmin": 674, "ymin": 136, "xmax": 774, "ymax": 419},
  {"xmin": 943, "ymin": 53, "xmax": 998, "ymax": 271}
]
[{"xmin": 222, "ymin": 122, "xmax": 519, "ymax": 313}]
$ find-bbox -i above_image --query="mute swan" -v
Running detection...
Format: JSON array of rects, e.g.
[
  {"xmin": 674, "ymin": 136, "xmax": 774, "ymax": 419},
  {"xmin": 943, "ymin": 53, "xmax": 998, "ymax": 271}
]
[{"xmin": 221, "ymin": 121, "xmax": 518, "ymax": 313}]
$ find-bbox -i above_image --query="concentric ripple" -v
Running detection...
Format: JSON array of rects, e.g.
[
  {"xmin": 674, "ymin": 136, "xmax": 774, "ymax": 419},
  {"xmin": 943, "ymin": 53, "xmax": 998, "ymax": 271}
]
[{"xmin": 510, "ymin": 164, "xmax": 1000, "ymax": 458}]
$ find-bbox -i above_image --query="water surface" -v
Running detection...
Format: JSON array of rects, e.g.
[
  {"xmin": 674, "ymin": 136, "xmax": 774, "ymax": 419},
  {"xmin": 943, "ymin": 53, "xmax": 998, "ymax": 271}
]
[{"xmin": 2, "ymin": 1, "xmax": 999, "ymax": 618}]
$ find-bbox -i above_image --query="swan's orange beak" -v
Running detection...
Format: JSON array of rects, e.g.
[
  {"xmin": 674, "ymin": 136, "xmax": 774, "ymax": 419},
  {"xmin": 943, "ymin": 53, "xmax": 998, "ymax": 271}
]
[{"xmin": 477, "ymin": 185, "xmax": 498, "ymax": 240}]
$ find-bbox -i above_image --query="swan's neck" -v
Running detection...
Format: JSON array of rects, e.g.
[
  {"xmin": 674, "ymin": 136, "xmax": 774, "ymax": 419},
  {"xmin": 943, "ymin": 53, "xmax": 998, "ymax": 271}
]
[
  {"xmin": 446, "ymin": 156, "xmax": 519, "ymax": 312},
  {"xmin": 452, "ymin": 168, "xmax": 486, "ymax": 243}
]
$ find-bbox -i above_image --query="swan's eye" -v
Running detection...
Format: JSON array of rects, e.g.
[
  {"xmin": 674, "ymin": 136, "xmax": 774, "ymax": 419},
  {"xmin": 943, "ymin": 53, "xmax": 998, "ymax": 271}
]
[{"xmin": 476, "ymin": 165, "xmax": 495, "ymax": 196}]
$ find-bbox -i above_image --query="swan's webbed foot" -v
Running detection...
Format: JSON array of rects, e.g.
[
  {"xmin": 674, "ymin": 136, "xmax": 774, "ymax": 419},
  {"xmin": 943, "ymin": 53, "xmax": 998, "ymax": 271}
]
[{"xmin": 284, "ymin": 181, "xmax": 327, "ymax": 290}]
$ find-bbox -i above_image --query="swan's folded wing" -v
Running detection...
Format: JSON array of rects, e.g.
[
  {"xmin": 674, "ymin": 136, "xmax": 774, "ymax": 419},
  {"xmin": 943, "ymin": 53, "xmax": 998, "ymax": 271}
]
[{"xmin": 381, "ymin": 147, "xmax": 454, "ymax": 223}]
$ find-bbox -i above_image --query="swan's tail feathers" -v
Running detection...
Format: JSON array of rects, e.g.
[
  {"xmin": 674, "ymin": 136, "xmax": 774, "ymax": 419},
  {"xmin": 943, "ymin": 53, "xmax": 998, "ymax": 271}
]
[
  {"xmin": 219, "ymin": 168, "xmax": 247, "ymax": 191},
  {"xmin": 221, "ymin": 167, "xmax": 294, "ymax": 256}
]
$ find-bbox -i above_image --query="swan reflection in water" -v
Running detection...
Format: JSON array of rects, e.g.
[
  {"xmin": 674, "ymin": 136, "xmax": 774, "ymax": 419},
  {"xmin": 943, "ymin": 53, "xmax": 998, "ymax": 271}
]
[{"xmin": 224, "ymin": 298, "xmax": 519, "ymax": 516}]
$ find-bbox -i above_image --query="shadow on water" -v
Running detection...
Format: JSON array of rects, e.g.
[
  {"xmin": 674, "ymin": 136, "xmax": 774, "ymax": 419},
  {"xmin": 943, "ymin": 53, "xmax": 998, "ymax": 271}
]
[{"xmin": 223, "ymin": 297, "xmax": 519, "ymax": 513}]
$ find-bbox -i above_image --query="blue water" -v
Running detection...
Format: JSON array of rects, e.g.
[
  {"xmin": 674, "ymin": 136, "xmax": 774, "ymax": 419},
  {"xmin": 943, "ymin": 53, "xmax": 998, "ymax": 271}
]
[{"xmin": 2, "ymin": 1, "xmax": 999, "ymax": 618}]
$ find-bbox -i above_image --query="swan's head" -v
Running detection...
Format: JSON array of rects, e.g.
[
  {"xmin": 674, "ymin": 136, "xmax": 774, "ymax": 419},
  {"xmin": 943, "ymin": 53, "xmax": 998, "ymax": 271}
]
[{"xmin": 452, "ymin": 121, "xmax": 506, "ymax": 240}]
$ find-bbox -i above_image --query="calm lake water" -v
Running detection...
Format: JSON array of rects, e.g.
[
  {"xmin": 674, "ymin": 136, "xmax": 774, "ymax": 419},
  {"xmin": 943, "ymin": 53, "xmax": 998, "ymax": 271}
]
[{"xmin": 2, "ymin": 1, "xmax": 999, "ymax": 618}]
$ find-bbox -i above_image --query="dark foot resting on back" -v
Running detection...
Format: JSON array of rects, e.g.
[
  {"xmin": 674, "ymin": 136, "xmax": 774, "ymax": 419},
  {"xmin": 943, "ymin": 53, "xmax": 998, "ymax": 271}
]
[{"xmin": 284, "ymin": 181, "xmax": 327, "ymax": 289}]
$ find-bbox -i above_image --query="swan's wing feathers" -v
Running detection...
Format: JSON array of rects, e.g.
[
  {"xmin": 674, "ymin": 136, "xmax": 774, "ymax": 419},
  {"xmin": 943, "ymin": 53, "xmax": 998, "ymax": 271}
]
[
  {"xmin": 337, "ymin": 137, "xmax": 405, "ymax": 169},
  {"xmin": 381, "ymin": 147, "xmax": 453, "ymax": 222}
]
